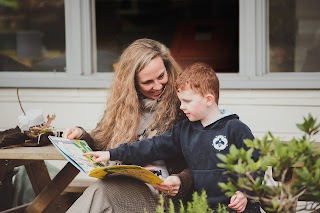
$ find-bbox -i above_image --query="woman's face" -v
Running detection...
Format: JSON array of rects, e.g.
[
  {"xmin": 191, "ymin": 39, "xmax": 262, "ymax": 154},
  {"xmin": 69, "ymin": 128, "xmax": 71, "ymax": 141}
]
[{"xmin": 136, "ymin": 56, "xmax": 168, "ymax": 100}]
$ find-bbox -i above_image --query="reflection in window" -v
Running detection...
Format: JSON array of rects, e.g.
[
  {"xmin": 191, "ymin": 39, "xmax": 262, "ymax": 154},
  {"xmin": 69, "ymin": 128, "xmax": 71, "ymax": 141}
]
[
  {"xmin": 269, "ymin": 0, "xmax": 320, "ymax": 72},
  {"xmin": 95, "ymin": 0, "xmax": 239, "ymax": 73},
  {"xmin": 0, "ymin": 0, "xmax": 65, "ymax": 72}
]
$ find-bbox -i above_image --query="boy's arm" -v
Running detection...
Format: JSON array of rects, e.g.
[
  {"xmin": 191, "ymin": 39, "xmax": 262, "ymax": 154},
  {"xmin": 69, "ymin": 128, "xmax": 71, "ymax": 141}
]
[
  {"xmin": 235, "ymin": 123, "xmax": 264, "ymax": 209},
  {"xmin": 110, "ymin": 127, "xmax": 182, "ymax": 164},
  {"xmin": 238, "ymin": 129, "xmax": 264, "ymax": 179}
]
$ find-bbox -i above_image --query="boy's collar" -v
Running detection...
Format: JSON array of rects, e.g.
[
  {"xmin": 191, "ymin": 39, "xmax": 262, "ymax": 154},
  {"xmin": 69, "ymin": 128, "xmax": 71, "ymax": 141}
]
[{"xmin": 204, "ymin": 109, "xmax": 234, "ymax": 127}]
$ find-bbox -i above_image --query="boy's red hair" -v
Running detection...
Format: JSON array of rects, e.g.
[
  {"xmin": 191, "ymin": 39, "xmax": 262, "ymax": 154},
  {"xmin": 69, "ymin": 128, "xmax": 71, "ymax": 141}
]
[{"xmin": 176, "ymin": 62, "xmax": 220, "ymax": 104}]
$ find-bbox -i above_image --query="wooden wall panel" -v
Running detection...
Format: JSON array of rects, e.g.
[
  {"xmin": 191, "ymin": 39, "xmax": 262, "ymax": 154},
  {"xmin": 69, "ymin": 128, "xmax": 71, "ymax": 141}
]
[{"xmin": 0, "ymin": 89, "xmax": 319, "ymax": 141}]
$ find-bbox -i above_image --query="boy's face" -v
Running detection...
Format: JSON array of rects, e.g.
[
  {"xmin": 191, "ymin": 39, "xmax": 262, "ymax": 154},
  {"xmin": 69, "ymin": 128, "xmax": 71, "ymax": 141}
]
[{"xmin": 177, "ymin": 85, "xmax": 208, "ymax": 122}]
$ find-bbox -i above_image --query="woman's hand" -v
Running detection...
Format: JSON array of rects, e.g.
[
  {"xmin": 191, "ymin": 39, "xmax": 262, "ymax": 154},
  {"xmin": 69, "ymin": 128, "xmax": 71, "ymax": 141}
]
[
  {"xmin": 63, "ymin": 127, "xmax": 83, "ymax": 139},
  {"xmin": 84, "ymin": 151, "xmax": 110, "ymax": 163},
  {"xmin": 154, "ymin": 175, "xmax": 181, "ymax": 196},
  {"xmin": 228, "ymin": 191, "xmax": 248, "ymax": 213}
]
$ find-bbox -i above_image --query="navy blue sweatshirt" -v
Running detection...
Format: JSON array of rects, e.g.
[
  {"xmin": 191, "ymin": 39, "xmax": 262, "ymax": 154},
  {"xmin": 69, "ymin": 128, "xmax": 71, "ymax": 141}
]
[{"xmin": 109, "ymin": 113, "xmax": 260, "ymax": 207}]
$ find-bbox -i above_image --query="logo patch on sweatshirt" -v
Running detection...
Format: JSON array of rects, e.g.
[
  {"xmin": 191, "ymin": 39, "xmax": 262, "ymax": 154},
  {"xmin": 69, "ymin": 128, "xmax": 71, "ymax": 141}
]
[{"xmin": 212, "ymin": 135, "xmax": 228, "ymax": 151}]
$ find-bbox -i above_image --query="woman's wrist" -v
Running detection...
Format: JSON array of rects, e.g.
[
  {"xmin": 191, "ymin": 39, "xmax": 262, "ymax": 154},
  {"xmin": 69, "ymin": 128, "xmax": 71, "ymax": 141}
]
[
  {"xmin": 76, "ymin": 126, "xmax": 86, "ymax": 139},
  {"xmin": 172, "ymin": 168, "xmax": 193, "ymax": 197}
]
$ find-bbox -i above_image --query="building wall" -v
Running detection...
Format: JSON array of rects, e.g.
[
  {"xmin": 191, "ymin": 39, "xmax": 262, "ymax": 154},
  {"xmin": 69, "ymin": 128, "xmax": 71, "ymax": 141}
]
[
  {"xmin": 1, "ymin": 88, "xmax": 319, "ymax": 142},
  {"xmin": 1, "ymin": 88, "xmax": 319, "ymax": 211}
]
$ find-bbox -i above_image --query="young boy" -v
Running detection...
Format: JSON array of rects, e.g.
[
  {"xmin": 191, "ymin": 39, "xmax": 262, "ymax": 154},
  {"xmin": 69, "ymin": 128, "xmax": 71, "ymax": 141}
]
[{"xmin": 86, "ymin": 62, "xmax": 261, "ymax": 212}]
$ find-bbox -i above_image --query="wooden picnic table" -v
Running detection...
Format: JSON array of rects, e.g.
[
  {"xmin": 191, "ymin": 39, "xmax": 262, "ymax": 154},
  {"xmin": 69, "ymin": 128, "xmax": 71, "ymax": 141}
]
[{"xmin": 0, "ymin": 145, "xmax": 79, "ymax": 212}]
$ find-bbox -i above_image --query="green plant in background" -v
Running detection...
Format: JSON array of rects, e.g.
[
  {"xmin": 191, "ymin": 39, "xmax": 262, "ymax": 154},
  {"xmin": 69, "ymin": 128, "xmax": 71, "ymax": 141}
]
[
  {"xmin": 155, "ymin": 190, "xmax": 228, "ymax": 213},
  {"xmin": 0, "ymin": 0, "xmax": 18, "ymax": 9},
  {"xmin": 217, "ymin": 114, "xmax": 320, "ymax": 213}
]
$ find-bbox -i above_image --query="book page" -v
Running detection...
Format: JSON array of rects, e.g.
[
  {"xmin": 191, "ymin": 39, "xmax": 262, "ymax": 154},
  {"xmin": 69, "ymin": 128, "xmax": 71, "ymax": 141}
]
[
  {"xmin": 48, "ymin": 136, "xmax": 103, "ymax": 174},
  {"xmin": 89, "ymin": 165, "xmax": 164, "ymax": 186},
  {"xmin": 49, "ymin": 136, "xmax": 164, "ymax": 185}
]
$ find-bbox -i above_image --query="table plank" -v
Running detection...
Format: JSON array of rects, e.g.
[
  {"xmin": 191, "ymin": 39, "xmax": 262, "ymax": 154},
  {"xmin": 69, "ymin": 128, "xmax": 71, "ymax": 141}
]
[
  {"xmin": 25, "ymin": 161, "xmax": 52, "ymax": 195},
  {"xmin": 25, "ymin": 162, "xmax": 79, "ymax": 213},
  {"xmin": 0, "ymin": 145, "xmax": 72, "ymax": 212},
  {"xmin": 0, "ymin": 145, "xmax": 65, "ymax": 160}
]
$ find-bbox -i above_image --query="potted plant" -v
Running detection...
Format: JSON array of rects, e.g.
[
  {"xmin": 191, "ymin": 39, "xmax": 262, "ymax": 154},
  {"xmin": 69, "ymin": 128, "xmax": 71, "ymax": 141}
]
[{"xmin": 217, "ymin": 114, "xmax": 320, "ymax": 212}]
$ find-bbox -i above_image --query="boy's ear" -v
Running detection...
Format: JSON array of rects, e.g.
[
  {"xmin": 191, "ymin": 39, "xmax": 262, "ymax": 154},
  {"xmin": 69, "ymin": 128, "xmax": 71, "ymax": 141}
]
[{"xmin": 205, "ymin": 94, "xmax": 215, "ymax": 106}]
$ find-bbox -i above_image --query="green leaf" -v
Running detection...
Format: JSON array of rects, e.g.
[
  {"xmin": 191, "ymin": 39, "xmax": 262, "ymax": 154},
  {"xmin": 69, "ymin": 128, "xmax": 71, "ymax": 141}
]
[{"xmin": 217, "ymin": 153, "xmax": 227, "ymax": 162}]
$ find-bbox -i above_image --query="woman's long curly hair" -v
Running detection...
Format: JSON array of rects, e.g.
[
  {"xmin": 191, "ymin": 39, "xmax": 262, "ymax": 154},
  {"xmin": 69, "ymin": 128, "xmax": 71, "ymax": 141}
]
[{"xmin": 91, "ymin": 38, "xmax": 183, "ymax": 150}]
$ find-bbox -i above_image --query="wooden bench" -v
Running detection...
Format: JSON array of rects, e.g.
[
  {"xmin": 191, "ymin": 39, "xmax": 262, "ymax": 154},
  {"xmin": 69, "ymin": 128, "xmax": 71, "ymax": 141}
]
[{"xmin": 65, "ymin": 177, "xmax": 96, "ymax": 193}]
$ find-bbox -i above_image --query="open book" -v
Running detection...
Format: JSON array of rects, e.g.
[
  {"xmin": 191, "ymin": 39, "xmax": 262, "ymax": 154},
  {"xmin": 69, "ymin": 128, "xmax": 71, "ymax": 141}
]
[{"xmin": 48, "ymin": 136, "xmax": 163, "ymax": 186}]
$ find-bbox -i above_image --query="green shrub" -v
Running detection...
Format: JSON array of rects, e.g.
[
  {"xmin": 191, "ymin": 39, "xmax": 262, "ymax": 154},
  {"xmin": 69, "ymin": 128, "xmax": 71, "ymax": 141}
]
[
  {"xmin": 155, "ymin": 190, "xmax": 228, "ymax": 213},
  {"xmin": 217, "ymin": 114, "xmax": 320, "ymax": 213}
]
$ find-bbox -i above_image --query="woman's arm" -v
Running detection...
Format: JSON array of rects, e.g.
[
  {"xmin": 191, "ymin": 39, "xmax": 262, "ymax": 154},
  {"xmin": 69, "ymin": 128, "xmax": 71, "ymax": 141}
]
[
  {"xmin": 77, "ymin": 127, "xmax": 97, "ymax": 150},
  {"xmin": 173, "ymin": 168, "xmax": 193, "ymax": 197},
  {"xmin": 152, "ymin": 168, "xmax": 193, "ymax": 197}
]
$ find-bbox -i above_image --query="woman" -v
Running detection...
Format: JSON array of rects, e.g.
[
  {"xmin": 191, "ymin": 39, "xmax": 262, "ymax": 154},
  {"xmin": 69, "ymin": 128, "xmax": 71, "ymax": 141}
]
[{"xmin": 64, "ymin": 38, "xmax": 193, "ymax": 212}]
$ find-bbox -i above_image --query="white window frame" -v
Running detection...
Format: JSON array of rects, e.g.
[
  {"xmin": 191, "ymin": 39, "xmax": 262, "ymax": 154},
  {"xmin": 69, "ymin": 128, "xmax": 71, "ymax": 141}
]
[{"xmin": 0, "ymin": 0, "xmax": 319, "ymax": 89}]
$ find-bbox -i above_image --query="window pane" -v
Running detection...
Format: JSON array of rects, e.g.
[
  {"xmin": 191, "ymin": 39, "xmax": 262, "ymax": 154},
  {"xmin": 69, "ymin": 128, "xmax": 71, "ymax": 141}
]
[
  {"xmin": 0, "ymin": 0, "xmax": 65, "ymax": 72},
  {"xmin": 269, "ymin": 0, "xmax": 320, "ymax": 72},
  {"xmin": 95, "ymin": 0, "xmax": 239, "ymax": 73}
]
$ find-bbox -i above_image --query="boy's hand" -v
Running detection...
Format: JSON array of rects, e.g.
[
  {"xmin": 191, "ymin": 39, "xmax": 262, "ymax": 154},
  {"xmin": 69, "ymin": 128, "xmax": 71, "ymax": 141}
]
[
  {"xmin": 228, "ymin": 191, "xmax": 247, "ymax": 213},
  {"xmin": 83, "ymin": 151, "xmax": 110, "ymax": 162}
]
